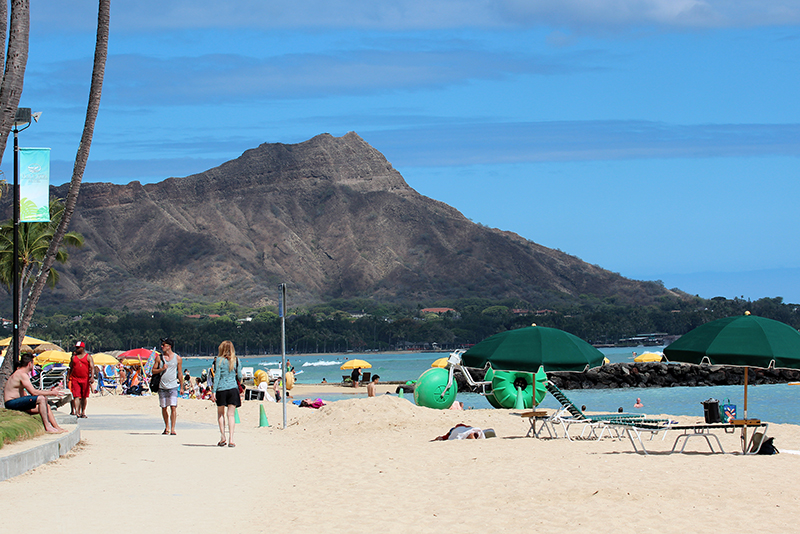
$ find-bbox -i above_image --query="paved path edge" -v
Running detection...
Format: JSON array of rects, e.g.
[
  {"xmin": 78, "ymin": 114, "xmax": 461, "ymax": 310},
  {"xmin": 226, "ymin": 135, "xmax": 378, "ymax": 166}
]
[{"xmin": 0, "ymin": 424, "xmax": 80, "ymax": 481}]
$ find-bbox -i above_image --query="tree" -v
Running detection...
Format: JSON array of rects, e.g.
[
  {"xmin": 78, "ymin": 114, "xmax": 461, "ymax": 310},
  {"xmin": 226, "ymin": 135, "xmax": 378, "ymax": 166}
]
[
  {"xmin": 0, "ymin": 198, "xmax": 84, "ymax": 306},
  {"xmin": 0, "ymin": 0, "xmax": 110, "ymax": 392}
]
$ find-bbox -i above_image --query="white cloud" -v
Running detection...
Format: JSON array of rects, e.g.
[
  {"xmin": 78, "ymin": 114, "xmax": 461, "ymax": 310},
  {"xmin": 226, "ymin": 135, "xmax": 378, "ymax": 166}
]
[
  {"xmin": 365, "ymin": 121, "xmax": 800, "ymax": 166},
  {"xmin": 33, "ymin": 0, "xmax": 800, "ymax": 33},
  {"xmin": 23, "ymin": 47, "xmax": 600, "ymax": 106}
]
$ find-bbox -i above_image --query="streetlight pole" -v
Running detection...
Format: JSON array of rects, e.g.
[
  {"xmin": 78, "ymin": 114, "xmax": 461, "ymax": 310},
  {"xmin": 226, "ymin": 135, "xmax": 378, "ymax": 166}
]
[{"xmin": 11, "ymin": 107, "xmax": 32, "ymax": 370}]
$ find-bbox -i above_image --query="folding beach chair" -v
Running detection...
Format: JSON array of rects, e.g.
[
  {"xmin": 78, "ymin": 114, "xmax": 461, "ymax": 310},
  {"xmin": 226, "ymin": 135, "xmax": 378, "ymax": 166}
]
[
  {"xmin": 99, "ymin": 365, "xmax": 119, "ymax": 395},
  {"xmin": 537, "ymin": 381, "xmax": 648, "ymax": 440}
]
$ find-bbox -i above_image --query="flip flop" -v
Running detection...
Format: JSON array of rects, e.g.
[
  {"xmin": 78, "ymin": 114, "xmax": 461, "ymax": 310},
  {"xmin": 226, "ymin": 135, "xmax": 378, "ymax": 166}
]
[
  {"xmin": 228, "ymin": 443, "xmax": 236, "ymax": 448},
  {"xmin": 162, "ymin": 429, "xmax": 169, "ymax": 435},
  {"xmin": 217, "ymin": 440, "xmax": 226, "ymax": 447},
  {"xmin": 170, "ymin": 431, "xmax": 177, "ymax": 435}
]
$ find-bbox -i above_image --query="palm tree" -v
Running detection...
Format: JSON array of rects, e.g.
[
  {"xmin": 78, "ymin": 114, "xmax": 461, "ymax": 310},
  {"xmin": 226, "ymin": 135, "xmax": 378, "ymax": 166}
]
[
  {"xmin": 0, "ymin": 0, "xmax": 30, "ymax": 166},
  {"xmin": 0, "ymin": 198, "xmax": 85, "ymax": 306},
  {"xmin": 0, "ymin": 0, "xmax": 109, "ymax": 391}
]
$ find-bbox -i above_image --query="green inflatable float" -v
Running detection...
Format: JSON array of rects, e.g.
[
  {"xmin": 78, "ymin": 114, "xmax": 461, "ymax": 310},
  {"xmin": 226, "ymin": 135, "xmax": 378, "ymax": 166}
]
[
  {"xmin": 485, "ymin": 367, "xmax": 547, "ymax": 409},
  {"xmin": 414, "ymin": 367, "xmax": 457, "ymax": 409}
]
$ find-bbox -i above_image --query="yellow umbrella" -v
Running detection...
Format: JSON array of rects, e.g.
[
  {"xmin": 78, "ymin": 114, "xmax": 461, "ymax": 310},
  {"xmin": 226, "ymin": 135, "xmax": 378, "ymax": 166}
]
[
  {"xmin": 92, "ymin": 353, "xmax": 119, "ymax": 366},
  {"xmin": 0, "ymin": 335, "xmax": 48, "ymax": 346},
  {"xmin": 340, "ymin": 359, "xmax": 372, "ymax": 370},
  {"xmin": 34, "ymin": 350, "xmax": 71, "ymax": 365},
  {"xmin": 431, "ymin": 357, "xmax": 449, "ymax": 368},
  {"xmin": 634, "ymin": 352, "xmax": 663, "ymax": 362},
  {"xmin": 121, "ymin": 358, "xmax": 145, "ymax": 367},
  {"xmin": 34, "ymin": 342, "xmax": 64, "ymax": 353}
]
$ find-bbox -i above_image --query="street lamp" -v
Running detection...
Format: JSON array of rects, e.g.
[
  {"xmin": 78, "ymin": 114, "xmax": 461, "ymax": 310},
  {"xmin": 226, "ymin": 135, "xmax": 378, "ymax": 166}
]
[{"xmin": 11, "ymin": 107, "xmax": 39, "ymax": 370}]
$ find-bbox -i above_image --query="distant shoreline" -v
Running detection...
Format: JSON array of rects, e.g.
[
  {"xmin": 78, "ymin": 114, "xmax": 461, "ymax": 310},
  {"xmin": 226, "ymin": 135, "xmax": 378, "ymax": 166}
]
[{"xmin": 179, "ymin": 349, "xmax": 442, "ymax": 359}]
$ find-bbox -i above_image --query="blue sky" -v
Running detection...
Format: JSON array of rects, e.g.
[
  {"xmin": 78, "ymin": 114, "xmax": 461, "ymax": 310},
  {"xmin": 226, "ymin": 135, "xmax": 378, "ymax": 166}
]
[{"xmin": 4, "ymin": 1, "xmax": 800, "ymax": 303}]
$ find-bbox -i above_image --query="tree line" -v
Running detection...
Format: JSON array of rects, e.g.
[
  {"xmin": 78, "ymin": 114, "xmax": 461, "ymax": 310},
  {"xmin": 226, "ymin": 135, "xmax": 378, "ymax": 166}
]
[{"xmin": 14, "ymin": 294, "xmax": 799, "ymax": 357}]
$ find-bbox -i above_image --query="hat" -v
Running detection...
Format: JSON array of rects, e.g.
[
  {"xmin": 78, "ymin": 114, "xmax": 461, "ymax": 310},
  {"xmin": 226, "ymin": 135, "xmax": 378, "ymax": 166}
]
[{"xmin": 75, "ymin": 341, "xmax": 85, "ymax": 348}]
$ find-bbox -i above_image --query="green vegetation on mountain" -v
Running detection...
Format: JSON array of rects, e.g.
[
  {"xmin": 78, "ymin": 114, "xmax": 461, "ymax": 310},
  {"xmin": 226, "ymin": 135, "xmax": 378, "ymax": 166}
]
[{"xmin": 18, "ymin": 295, "xmax": 797, "ymax": 356}]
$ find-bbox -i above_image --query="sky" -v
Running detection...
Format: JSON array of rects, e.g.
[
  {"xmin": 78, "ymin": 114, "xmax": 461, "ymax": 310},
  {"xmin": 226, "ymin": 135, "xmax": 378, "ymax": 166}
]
[{"xmin": 3, "ymin": 0, "xmax": 800, "ymax": 303}]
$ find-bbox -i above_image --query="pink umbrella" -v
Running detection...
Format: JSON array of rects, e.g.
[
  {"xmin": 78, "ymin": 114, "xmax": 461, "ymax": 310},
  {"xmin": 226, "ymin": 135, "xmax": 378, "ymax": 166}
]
[{"xmin": 119, "ymin": 348, "xmax": 159, "ymax": 360}]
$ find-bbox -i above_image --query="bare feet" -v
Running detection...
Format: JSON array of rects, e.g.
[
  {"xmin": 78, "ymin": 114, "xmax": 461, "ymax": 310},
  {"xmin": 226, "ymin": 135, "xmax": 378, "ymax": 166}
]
[{"xmin": 46, "ymin": 428, "xmax": 68, "ymax": 434}]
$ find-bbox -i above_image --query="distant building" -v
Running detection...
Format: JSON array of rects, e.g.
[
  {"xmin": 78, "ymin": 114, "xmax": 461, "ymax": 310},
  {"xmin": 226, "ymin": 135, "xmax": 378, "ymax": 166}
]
[
  {"xmin": 420, "ymin": 307, "xmax": 460, "ymax": 319},
  {"xmin": 421, "ymin": 307, "xmax": 456, "ymax": 314}
]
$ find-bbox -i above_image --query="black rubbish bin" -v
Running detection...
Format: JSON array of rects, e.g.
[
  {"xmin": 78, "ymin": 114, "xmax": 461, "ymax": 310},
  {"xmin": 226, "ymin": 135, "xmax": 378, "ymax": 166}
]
[{"xmin": 702, "ymin": 398, "xmax": 721, "ymax": 423}]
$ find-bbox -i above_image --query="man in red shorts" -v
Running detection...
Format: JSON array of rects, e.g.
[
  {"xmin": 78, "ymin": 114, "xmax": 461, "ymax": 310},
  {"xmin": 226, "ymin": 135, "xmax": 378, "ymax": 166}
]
[{"xmin": 67, "ymin": 341, "xmax": 95, "ymax": 418}]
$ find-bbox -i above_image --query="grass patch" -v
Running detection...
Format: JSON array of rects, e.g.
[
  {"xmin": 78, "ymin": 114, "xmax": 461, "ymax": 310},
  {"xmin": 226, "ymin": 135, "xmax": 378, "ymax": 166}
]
[{"xmin": 0, "ymin": 408, "xmax": 44, "ymax": 449}]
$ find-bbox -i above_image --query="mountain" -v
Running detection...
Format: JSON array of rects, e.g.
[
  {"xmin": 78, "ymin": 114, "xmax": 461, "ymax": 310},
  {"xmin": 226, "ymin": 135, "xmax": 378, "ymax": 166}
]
[{"xmin": 34, "ymin": 132, "xmax": 678, "ymax": 309}]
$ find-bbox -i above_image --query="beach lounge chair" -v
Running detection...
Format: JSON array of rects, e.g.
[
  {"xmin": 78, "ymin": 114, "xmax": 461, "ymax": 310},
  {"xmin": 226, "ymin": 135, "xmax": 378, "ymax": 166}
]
[
  {"xmin": 241, "ymin": 367, "xmax": 254, "ymax": 381},
  {"xmin": 35, "ymin": 363, "xmax": 68, "ymax": 390},
  {"xmin": 535, "ymin": 381, "xmax": 647, "ymax": 440},
  {"xmin": 610, "ymin": 419, "xmax": 769, "ymax": 455}
]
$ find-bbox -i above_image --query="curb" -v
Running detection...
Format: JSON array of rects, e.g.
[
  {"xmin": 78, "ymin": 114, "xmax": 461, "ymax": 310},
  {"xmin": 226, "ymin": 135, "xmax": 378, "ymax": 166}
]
[{"xmin": 0, "ymin": 424, "xmax": 81, "ymax": 481}]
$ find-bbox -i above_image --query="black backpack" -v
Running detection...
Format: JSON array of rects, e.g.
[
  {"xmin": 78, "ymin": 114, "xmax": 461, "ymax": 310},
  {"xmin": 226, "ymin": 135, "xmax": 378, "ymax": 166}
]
[{"xmin": 757, "ymin": 436, "xmax": 778, "ymax": 455}]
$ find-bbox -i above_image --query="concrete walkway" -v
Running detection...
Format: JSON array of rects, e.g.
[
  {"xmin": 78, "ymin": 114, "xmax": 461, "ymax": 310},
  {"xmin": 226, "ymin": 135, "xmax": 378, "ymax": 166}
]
[
  {"xmin": 0, "ymin": 409, "xmax": 213, "ymax": 481},
  {"xmin": 0, "ymin": 411, "xmax": 80, "ymax": 481}
]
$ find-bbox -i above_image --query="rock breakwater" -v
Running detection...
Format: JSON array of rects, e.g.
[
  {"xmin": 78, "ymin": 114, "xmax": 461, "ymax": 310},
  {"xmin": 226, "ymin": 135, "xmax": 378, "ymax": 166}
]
[{"xmin": 455, "ymin": 362, "xmax": 800, "ymax": 391}]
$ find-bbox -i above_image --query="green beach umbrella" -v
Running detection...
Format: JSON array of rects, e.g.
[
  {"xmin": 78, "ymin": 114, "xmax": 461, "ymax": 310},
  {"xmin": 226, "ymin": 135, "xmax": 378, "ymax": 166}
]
[
  {"xmin": 663, "ymin": 313, "xmax": 800, "ymax": 369},
  {"xmin": 664, "ymin": 313, "xmax": 800, "ymax": 446},
  {"xmin": 462, "ymin": 325, "xmax": 605, "ymax": 373}
]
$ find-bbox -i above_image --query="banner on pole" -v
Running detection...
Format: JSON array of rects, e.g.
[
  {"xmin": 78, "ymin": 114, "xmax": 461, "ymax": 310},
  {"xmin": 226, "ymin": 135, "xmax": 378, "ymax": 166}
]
[{"xmin": 19, "ymin": 147, "xmax": 51, "ymax": 222}]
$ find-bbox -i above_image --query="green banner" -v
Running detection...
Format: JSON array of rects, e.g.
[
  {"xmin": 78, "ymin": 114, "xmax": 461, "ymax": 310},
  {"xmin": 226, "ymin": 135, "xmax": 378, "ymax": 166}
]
[{"xmin": 19, "ymin": 147, "xmax": 50, "ymax": 222}]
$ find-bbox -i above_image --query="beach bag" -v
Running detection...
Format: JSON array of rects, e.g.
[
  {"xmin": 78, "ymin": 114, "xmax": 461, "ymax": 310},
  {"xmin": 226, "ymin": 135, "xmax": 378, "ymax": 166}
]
[
  {"xmin": 149, "ymin": 356, "xmax": 162, "ymax": 392},
  {"xmin": 757, "ymin": 437, "xmax": 778, "ymax": 455},
  {"xmin": 722, "ymin": 399, "xmax": 736, "ymax": 422},
  {"xmin": 149, "ymin": 372, "xmax": 160, "ymax": 393}
]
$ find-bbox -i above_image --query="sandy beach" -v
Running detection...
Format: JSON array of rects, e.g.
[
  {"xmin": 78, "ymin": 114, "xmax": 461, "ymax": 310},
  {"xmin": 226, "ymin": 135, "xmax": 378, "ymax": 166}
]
[{"xmin": 3, "ymin": 384, "xmax": 800, "ymax": 533}]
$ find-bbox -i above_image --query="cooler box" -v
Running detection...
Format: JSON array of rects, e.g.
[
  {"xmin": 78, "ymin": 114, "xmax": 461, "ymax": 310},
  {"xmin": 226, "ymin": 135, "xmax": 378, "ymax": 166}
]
[{"xmin": 702, "ymin": 398, "xmax": 721, "ymax": 423}]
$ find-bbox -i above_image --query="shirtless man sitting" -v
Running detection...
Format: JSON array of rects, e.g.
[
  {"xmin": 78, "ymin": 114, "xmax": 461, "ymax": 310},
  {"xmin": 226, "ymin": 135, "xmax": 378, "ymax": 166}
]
[{"xmin": 3, "ymin": 353, "xmax": 67, "ymax": 433}]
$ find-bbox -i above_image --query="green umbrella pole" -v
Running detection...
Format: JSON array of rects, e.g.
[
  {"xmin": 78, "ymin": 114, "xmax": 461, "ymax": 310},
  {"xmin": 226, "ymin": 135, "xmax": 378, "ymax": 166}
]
[{"xmin": 742, "ymin": 366, "xmax": 749, "ymax": 452}]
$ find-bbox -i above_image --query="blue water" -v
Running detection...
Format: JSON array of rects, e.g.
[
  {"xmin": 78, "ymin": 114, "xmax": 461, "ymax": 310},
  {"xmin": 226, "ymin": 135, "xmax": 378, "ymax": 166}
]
[{"xmin": 179, "ymin": 346, "xmax": 800, "ymax": 425}]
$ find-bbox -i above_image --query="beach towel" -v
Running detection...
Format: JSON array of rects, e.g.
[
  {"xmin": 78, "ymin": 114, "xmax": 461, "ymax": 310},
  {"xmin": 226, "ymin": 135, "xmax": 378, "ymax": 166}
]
[
  {"xmin": 433, "ymin": 424, "xmax": 494, "ymax": 440},
  {"xmin": 293, "ymin": 398, "xmax": 325, "ymax": 409}
]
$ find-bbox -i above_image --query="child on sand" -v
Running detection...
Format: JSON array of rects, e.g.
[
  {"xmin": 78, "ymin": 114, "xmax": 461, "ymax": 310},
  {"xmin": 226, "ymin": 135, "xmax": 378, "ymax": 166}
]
[{"xmin": 367, "ymin": 375, "xmax": 380, "ymax": 397}]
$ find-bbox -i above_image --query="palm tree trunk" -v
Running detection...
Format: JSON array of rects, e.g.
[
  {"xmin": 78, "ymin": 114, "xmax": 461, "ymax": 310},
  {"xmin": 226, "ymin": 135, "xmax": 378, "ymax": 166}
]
[
  {"xmin": 0, "ymin": 0, "xmax": 109, "ymax": 393},
  {"xmin": 0, "ymin": 0, "xmax": 28, "ymax": 165},
  {"xmin": 0, "ymin": 0, "xmax": 29, "ymax": 391},
  {"xmin": 20, "ymin": 0, "xmax": 109, "ymax": 328}
]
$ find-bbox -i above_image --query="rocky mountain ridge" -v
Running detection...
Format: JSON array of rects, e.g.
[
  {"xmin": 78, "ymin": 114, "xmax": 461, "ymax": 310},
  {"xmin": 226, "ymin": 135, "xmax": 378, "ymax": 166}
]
[{"xmin": 28, "ymin": 132, "xmax": 679, "ymax": 309}]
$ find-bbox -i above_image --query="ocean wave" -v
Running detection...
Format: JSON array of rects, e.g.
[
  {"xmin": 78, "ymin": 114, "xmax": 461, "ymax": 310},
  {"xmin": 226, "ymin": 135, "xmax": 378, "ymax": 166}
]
[{"xmin": 302, "ymin": 360, "xmax": 342, "ymax": 367}]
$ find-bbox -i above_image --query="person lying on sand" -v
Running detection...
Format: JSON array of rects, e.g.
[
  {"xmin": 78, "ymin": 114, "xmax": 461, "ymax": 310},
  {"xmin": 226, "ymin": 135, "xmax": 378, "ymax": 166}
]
[{"xmin": 3, "ymin": 353, "xmax": 68, "ymax": 433}]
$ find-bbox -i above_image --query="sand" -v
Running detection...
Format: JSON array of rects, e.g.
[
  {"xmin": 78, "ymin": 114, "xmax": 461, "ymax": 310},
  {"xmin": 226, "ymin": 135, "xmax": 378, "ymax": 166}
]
[{"xmin": 3, "ymin": 384, "xmax": 800, "ymax": 533}]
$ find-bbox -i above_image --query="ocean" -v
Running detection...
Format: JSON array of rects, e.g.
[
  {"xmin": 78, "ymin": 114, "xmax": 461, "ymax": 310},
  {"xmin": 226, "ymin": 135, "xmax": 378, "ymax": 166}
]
[{"xmin": 180, "ymin": 346, "xmax": 800, "ymax": 425}]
